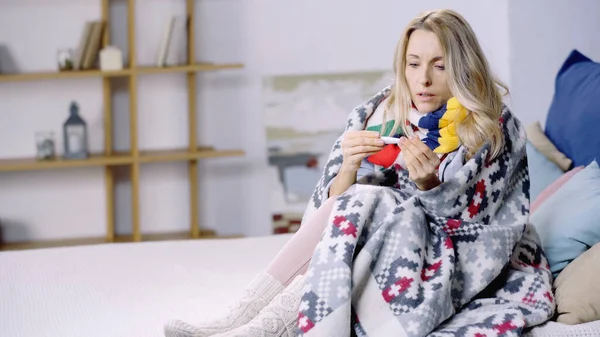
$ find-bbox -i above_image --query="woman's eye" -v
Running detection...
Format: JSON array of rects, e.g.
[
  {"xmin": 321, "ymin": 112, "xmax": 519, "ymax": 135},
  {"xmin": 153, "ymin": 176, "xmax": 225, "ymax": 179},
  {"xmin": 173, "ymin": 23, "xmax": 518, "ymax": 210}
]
[
  {"xmin": 409, "ymin": 63, "xmax": 419, "ymax": 68},
  {"xmin": 435, "ymin": 65, "xmax": 445, "ymax": 70}
]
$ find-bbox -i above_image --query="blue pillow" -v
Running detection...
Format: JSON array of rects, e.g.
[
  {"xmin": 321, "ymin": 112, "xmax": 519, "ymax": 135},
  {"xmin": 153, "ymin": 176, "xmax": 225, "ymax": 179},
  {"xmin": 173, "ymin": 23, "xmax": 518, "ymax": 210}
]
[
  {"xmin": 545, "ymin": 50, "xmax": 600, "ymax": 168},
  {"xmin": 526, "ymin": 141, "xmax": 564, "ymax": 202},
  {"xmin": 530, "ymin": 161, "xmax": 600, "ymax": 277}
]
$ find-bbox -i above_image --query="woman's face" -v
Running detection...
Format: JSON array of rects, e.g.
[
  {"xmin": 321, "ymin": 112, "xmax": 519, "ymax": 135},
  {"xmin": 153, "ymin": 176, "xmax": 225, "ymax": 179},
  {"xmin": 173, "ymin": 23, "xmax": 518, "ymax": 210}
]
[{"xmin": 404, "ymin": 29, "xmax": 453, "ymax": 113}]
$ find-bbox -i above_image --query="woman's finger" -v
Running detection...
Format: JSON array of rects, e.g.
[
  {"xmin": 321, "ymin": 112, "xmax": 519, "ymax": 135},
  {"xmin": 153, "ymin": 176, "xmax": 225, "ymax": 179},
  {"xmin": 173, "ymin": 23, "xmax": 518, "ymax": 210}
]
[
  {"xmin": 347, "ymin": 145, "xmax": 385, "ymax": 156},
  {"xmin": 402, "ymin": 142, "xmax": 424, "ymax": 171},
  {"xmin": 412, "ymin": 140, "xmax": 432, "ymax": 164},
  {"xmin": 407, "ymin": 138, "xmax": 440, "ymax": 166},
  {"xmin": 347, "ymin": 131, "xmax": 381, "ymax": 139},
  {"xmin": 410, "ymin": 137, "xmax": 438, "ymax": 162},
  {"xmin": 403, "ymin": 152, "xmax": 419, "ymax": 179},
  {"xmin": 342, "ymin": 131, "xmax": 380, "ymax": 149},
  {"xmin": 346, "ymin": 136, "xmax": 384, "ymax": 148},
  {"xmin": 348, "ymin": 151, "xmax": 379, "ymax": 166},
  {"xmin": 402, "ymin": 140, "xmax": 426, "ymax": 167}
]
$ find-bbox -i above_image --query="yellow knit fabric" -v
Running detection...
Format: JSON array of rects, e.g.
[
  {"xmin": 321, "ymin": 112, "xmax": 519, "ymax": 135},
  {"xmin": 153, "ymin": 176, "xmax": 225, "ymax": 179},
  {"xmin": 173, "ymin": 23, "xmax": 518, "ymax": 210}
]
[{"xmin": 434, "ymin": 97, "xmax": 468, "ymax": 154}]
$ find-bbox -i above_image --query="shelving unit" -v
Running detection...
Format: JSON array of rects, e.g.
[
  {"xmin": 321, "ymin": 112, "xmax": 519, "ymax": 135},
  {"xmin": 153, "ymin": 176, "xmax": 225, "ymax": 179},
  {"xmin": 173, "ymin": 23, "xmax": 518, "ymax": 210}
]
[
  {"xmin": 0, "ymin": 63, "xmax": 243, "ymax": 83},
  {"xmin": 0, "ymin": 0, "xmax": 244, "ymax": 250}
]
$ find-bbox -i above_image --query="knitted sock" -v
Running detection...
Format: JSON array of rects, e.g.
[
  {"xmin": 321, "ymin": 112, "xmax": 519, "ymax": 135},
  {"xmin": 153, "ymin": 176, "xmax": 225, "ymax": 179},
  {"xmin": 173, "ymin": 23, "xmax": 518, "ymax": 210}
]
[
  {"xmin": 164, "ymin": 272, "xmax": 284, "ymax": 337},
  {"xmin": 212, "ymin": 275, "xmax": 306, "ymax": 337}
]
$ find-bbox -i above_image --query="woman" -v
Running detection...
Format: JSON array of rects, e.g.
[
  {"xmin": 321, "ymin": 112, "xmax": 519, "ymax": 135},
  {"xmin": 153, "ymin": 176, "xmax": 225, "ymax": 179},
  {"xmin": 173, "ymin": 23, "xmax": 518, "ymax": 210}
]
[{"xmin": 166, "ymin": 8, "xmax": 553, "ymax": 337}]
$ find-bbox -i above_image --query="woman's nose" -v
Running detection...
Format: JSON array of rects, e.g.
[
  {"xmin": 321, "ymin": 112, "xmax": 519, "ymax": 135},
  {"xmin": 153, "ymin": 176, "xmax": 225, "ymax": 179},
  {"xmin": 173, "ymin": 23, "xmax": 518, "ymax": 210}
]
[{"xmin": 419, "ymin": 68, "xmax": 432, "ymax": 87}]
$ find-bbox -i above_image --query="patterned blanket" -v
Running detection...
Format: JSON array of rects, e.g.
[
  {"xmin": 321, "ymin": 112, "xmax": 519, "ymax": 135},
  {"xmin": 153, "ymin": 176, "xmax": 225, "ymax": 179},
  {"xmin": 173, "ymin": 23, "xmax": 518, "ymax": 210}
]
[{"xmin": 296, "ymin": 87, "xmax": 555, "ymax": 337}]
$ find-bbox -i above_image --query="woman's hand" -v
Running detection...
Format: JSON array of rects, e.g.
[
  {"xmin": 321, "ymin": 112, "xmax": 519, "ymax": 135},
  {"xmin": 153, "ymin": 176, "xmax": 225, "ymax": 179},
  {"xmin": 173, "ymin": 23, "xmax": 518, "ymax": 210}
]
[
  {"xmin": 329, "ymin": 130, "xmax": 384, "ymax": 197},
  {"xmin": 340, "ymin": 131, "xmax": 384, "ymax": 173},
  {"xmin": 399, "ymin": 136, "xmax": 441, "ymax": 191}
]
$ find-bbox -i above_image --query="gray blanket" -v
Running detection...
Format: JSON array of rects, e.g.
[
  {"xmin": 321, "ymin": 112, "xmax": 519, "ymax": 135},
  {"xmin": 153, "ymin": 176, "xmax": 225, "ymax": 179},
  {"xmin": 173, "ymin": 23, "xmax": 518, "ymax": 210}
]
[{"xmin": 296, "ymin": 87, "xmax": 555, "ymax": 336}]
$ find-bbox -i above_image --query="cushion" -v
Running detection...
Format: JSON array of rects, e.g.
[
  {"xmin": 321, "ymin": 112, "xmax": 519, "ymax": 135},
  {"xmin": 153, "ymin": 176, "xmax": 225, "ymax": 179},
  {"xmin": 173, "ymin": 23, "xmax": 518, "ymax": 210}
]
[
  {"xmin": 545, "ymin": 49, "xmax": 600, "ymax": 168},
  {"xmin": 530, "ymin": 166, "xmax": 584, "ymax": 213},
  {"xmin": 526, "ymin": 121, "xmax": 572, "ymax": 171},
  {"xmin": 526, "ymin": 141, "xmax": 564, "ymax": 202},
  {"xmin": 530, "ymin": 160, "xmax": 600, "ymax": 276},
  {"xmin": 553, "ymin": 242, "xmax": 600, "ymax": 325}
]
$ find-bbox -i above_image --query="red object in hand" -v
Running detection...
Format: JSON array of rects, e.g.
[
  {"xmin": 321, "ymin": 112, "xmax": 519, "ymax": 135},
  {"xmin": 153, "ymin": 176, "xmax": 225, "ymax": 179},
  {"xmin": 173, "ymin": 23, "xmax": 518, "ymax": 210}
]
[{"xmin": 367, "ymin": 144, "xmax": 401, "ymax": 168}]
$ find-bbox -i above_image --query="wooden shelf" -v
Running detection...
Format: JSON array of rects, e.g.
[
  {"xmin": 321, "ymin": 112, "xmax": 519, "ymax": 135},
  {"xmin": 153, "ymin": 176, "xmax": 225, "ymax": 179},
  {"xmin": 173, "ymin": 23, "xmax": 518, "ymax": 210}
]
[
  {"xmin": 0, "ymin": 148, "xmax": 244, "ymax": 172},
  {"xmin": 0, "ymin": 63, "xmax": 243, "ymax": 83},
  {"xmin": 139, "ymin": 147, "xmax": 245, "ymax": 163},
  {"xmin": 0, "ymin": 152, "xmax": 133, "ymax": 172},
  {"xmin": 136, "ymin": 62, "xmax": 244, "ymax": 75},
  {"xmin": 0, "ymin": 69, "xmax": 132, "ymax": 82},
  {"xmin": 0, "ymin": 230, "xmax": 244, "ymax": 251}
]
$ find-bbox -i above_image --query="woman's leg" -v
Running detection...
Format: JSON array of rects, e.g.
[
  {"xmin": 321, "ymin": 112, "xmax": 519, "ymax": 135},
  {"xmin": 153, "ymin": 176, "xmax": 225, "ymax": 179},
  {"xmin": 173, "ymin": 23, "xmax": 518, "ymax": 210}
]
[
  {"xmin": 164, "ymin": 197, "xmax": 337, "ymax": 337},
  {"xmin": 209, "ymin": 199, "xmax": 338, "ymax": 337},
  {"xmin": 265, "ymin": 197, "xmax": 337, "ymax": 286}
]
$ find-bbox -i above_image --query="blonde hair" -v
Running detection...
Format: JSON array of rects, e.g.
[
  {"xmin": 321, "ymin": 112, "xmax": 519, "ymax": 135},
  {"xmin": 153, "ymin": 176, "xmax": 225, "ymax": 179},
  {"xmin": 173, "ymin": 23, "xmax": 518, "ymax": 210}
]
[{"xmin": 384, "ymin": 9, "xmax": 508, "ymax": 160}]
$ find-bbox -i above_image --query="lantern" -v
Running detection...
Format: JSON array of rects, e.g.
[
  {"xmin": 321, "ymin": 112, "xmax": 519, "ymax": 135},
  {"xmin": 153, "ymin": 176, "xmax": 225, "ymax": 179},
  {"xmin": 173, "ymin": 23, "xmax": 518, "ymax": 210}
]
[{"xmin": 63, "ymin": 101, "xmax": 89, "ymax": 159}]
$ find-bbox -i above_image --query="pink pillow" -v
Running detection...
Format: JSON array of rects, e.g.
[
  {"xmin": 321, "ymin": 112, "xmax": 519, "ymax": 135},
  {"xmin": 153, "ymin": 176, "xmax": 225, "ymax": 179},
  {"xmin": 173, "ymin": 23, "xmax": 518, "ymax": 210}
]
[{"xmin": 531, "ymin": 166, "xmax": 585, "ymax": 213}]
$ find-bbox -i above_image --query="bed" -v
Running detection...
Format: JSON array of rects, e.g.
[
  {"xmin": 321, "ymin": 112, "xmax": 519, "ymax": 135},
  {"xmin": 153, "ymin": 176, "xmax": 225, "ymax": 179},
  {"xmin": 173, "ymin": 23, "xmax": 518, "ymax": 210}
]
[
  {"xmin": 3, "ymin": 49, "xmax": 600, "ymax": 337},
  {"xmin": 1, "ymin": 233, "xmax": 600, "ymax": 337},
  {"xmin": 0, "ymin": 235, "xmax": 294, "ymax": 337}
]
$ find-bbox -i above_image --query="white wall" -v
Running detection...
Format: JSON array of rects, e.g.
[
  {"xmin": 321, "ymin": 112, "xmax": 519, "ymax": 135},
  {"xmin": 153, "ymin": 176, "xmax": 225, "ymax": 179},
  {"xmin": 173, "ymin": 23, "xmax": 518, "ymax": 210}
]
[
  {"xmin": 508, "ymin": 0, "xmax": 600, "ymax": 128},
  {"xmin": 0, "ymin": 0, "xmax": 511, "ymax": 242}
]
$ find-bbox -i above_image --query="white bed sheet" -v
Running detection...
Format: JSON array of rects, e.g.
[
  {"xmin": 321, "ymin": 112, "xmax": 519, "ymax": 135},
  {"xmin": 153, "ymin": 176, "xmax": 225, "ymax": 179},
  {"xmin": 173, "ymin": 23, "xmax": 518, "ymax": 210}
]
[
  {"xmin": 1, "ymin": 234, "xmax": 293, "ymax": 337},
  {"xmin": 2, "ymin": 234, "xmax": 599, "ymax": 337}
]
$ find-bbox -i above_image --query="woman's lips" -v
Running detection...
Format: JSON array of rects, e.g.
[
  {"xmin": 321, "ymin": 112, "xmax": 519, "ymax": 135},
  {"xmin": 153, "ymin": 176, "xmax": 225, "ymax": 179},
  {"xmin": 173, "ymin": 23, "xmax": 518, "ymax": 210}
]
[{"xmin": 416, "ymin": 92, "xmax": 436, "ymax": 102}]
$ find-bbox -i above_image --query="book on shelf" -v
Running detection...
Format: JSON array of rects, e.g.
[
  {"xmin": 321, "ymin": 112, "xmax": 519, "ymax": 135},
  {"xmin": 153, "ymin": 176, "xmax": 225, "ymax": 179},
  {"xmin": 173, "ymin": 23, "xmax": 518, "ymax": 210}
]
[
  {"xmin": 72, "ymin": 22, "xmax": 93, "ymax": 70},
  {"xmin": 82, "ymin": 22, "xmax": 104, "ymax": 70},
  {"xmin": 156, "ymin": 15, "xmax": 188, "ymax": 67},
  {"xmin": 73, "ymin": 20, "xmax": 104, "ymax": 71}
]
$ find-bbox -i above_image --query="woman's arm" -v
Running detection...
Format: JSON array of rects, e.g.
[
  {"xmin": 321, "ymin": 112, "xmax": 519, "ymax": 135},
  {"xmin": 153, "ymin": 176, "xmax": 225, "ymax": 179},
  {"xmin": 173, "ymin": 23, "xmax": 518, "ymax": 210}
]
[
  {"xmin": 329, "ymin": 157, "xmax": 376, "ymax": 197},
  {"xmin": 329, "ymin": 167, "xmax": 358, "ymax": 197}
]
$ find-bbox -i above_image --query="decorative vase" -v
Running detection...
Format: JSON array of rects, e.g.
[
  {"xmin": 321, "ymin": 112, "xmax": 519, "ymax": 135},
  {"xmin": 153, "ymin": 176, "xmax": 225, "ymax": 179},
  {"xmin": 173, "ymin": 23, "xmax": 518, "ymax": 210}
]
[{"xmin": 63, "ymin": 101, "xmax": 89, "ymax": 159}]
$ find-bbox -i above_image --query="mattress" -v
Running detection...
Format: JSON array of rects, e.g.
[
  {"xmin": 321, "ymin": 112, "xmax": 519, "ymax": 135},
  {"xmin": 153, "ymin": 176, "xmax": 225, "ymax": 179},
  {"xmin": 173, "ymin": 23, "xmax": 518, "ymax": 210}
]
[
  {"xmin": 1, "ymin": 234, "xmax": 599, "ymax": 337},
  {"xmin": 0, "ymin": 234, "xmax": 293, "ymax": 337}
]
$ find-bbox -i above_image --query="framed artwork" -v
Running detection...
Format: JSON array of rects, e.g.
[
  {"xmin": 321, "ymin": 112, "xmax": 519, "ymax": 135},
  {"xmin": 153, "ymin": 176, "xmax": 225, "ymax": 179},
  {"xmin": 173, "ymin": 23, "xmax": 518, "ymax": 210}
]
[{"xmin": 263, "ymin": 70, "xmax": 393, "ymax": 233}]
